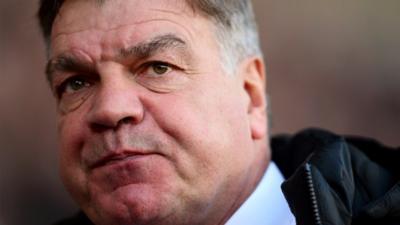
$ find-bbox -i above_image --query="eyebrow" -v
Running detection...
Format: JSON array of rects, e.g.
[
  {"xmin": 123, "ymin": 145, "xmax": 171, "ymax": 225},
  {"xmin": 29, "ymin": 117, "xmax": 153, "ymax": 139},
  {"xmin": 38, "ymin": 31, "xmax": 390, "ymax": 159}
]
[
  {"xmin": 120, "ymin": 34, "xmax": 187, "ymax": 59},
  {"xmin": 46, "ymin": 34, "xmax": 189, "ymax": 83},
  {"xmin": 46, "ymin": 54, "xmax": 95, "ymax": 83}
]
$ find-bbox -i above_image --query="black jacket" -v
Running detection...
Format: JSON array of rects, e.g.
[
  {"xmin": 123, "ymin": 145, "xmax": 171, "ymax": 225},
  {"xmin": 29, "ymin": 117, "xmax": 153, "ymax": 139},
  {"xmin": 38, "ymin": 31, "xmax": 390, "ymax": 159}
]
[
  {"xmin": 272, "ymin": 128, "xmax": 400, "ymax": 225},
  {"xmin": 55, "ymin": 128, "xmax": 400, "ymax": 225}
]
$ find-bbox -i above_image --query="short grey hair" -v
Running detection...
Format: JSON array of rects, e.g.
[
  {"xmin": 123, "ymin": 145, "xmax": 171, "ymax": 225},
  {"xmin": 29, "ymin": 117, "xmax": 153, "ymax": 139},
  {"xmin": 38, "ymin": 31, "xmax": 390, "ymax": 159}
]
[
  {"xmin": 186, "ymin": 0, "xmax": 263, "ymax": 74},
  {"xmin": 38, "ymin": 0, "xmax": 262, "ymax": 74}
]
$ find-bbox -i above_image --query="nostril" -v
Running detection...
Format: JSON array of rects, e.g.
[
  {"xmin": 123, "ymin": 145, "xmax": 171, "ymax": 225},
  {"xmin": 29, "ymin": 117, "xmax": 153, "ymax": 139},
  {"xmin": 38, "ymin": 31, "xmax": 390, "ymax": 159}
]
[
  {"xmin": 89, "ymin": 117, "xmax": 134, "ymax": 133},
  {"xmin": 120, "ymin": 117, "xmax": 133, "ymax": 125},
  {"xmin": 90, "ymin": 123, "xmax": 110, "ymax": 133}
]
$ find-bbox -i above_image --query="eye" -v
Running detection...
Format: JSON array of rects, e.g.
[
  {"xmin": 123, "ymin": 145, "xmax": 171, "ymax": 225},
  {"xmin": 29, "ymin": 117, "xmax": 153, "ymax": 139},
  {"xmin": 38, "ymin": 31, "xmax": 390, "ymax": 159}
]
[
  {"xmin": 57, "ymin": 76, "xmax": 91, "ymax": 97},
  {"xmin": 145, "ymin": 61, "xmax": 172, "ymax": 76},
  {"xmin": 134, "ymin": 60, "xmax": 189, "ymax": 93}
]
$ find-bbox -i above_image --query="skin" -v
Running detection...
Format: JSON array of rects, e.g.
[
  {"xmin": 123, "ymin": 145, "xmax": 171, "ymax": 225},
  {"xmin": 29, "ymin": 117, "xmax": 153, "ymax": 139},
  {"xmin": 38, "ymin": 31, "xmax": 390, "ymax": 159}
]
[{"xmin": 48, "ymin": 0, "xmax": 269, "ymax": 224}]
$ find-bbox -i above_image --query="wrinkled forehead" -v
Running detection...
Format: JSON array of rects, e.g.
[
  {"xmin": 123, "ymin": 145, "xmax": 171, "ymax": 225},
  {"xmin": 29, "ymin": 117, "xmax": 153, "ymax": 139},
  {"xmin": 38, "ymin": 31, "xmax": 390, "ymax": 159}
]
[
  {"xmin": 52, "ymin": 0, "xmax": 194, "ymax": 38},
  {"xmin": 48, "ymin": 0, "xmax": 223, "ymax": 63}
]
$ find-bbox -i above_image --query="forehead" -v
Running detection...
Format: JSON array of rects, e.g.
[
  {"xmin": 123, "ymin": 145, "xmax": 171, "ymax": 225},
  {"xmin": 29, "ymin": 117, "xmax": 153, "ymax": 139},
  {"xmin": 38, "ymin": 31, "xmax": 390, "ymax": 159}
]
[
  {"xmin": 53, "ymin": 0, "xmax": 192, "ymax": 34},
  {"xmin": 50, "ymin": 0, "xmax": 209, "ymax": 56}
]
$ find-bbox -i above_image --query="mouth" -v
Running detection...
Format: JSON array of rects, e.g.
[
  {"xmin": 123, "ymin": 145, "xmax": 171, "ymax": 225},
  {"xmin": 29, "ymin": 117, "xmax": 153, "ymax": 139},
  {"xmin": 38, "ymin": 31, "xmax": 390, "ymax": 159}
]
[{"xmin": 89, "ymin": 152, "xmax": 153, "ymax": 170}]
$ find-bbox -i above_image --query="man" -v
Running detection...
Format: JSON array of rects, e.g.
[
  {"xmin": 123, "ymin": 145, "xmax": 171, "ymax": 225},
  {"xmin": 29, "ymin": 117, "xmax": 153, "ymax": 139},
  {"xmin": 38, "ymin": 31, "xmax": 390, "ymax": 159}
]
[{"xmin": 37, "ymin": 0, "xmax": 399, "ymax": 225}]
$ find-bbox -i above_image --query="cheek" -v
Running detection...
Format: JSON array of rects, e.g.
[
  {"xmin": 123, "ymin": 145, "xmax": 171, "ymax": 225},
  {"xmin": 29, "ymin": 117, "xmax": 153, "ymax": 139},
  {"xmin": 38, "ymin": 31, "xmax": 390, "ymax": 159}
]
[
  {"xmin": 57, "ymin": 111, "xmax": 90, "ymax": 204},
  {"xmin": 143, "ymin": 78, "xmax": 251, "ymax": 178},
  {"xmin": 58, "ymin": 111, "xmax": 86, "ymax": 161}
]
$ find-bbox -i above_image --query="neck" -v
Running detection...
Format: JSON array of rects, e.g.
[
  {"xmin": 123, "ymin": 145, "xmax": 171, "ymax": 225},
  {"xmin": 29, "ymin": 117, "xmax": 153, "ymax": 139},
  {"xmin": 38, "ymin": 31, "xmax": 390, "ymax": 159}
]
[{"xmin": 217, "ymin": 139, "xmax": 271, "ymax": 225}]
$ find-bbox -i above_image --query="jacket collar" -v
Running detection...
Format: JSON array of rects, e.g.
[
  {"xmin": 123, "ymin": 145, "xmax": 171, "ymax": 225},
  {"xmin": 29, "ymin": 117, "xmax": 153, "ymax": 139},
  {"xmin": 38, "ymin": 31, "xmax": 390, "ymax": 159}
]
[{"xmin": 271, "ymin": 128, "xmax": 400, "ymax": 225}]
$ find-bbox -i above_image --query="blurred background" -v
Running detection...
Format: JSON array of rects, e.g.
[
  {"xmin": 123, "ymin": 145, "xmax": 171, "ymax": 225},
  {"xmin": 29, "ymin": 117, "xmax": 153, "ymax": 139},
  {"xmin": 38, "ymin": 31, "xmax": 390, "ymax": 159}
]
[{"xmin": 0, "ymin": 0, "xmax": 399, "ymax": 224}]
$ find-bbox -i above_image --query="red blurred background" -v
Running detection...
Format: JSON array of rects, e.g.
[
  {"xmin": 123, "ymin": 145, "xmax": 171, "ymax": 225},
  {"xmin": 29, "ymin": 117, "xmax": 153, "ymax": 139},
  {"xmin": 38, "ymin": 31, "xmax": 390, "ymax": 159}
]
[{"xmin": 0, "ymin": 0, "xmax": 399, "ymax": 224}]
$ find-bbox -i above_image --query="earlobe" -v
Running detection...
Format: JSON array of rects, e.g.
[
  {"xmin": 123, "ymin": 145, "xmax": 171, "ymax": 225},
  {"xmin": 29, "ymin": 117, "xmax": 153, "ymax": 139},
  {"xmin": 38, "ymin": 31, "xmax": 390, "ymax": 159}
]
[{"xmin": 241, "ymin": 57, "xmax": 267, "ymax": 140}]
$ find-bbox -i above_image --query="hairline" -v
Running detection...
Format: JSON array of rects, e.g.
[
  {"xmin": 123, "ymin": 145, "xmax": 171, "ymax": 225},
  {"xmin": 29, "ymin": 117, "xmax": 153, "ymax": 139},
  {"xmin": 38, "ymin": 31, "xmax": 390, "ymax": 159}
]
[{"xmin": 40, "ymin": 0, "xmax": 262, "ymax": 75}]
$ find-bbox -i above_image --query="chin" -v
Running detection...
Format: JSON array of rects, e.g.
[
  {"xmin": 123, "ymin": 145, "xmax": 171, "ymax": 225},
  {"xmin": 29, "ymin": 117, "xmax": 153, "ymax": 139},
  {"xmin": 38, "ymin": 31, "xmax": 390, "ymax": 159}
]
[{"xmin": 85, "ymin": 183, "xmax": 178, "ymax": 225}]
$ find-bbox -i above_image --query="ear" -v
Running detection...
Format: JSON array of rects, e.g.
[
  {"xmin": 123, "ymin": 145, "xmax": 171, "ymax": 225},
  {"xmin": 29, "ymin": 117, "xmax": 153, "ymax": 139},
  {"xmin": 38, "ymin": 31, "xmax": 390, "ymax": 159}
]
[{"xmin": 239, "ymin": 57, "xmax": 267, "ymax": 140}]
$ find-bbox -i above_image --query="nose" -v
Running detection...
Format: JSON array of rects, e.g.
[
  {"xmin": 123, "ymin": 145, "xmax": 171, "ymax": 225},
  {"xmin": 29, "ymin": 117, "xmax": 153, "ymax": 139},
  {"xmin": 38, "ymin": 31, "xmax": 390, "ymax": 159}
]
[{"xmin": 86, "ymin": 71, "xmax": 144, "ymax": 131}]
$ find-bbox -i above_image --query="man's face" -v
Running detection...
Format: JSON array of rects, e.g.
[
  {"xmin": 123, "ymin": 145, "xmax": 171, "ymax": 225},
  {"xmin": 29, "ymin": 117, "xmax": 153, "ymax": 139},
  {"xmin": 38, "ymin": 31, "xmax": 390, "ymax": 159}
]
[{"xmin": 49, "ymin": 0, "xmax": 268, "ymax": 224}]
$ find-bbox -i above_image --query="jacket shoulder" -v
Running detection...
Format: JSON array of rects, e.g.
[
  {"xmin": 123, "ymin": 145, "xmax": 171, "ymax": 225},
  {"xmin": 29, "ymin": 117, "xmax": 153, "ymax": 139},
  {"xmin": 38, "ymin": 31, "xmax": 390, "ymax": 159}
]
[
  {"xmin": 272, "ymin": 128, "xmax": 400, "ymax": 225},
  {"xmin": 271, "ymin": 128, "xmax": 399, "ymax": 177}
]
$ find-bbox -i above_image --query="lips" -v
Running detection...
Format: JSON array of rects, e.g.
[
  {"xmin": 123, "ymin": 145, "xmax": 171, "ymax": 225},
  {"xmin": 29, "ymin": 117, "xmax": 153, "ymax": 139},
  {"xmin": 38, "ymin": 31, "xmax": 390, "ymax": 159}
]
[{"xmin": 89, "ymin": 151, "xmax": 152, "ymax": 170}]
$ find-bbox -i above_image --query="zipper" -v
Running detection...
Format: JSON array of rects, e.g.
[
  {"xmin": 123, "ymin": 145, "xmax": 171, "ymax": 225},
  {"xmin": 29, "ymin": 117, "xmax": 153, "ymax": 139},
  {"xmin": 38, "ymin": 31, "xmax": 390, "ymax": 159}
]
[{"xmin": 305, "ymin": 163, "xmax": 322, "ymax": 225}]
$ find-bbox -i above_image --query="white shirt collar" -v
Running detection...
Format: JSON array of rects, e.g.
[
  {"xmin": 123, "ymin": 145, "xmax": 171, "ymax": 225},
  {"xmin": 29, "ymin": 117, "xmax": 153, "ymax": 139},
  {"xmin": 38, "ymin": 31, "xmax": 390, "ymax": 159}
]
[{"xmin": 225, "ymin": 162, "xmax": 296, "ymax": 225}]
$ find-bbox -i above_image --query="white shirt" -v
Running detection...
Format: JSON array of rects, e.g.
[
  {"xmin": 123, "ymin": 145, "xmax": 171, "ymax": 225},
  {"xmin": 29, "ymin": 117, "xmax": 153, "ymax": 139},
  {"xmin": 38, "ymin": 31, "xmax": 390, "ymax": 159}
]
[{"xmin": 225, "ymin": 162, "xmax": 296, "ymax": 225}]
